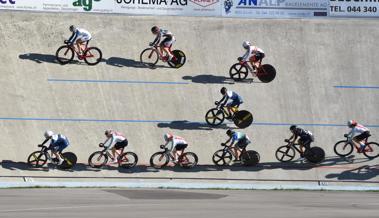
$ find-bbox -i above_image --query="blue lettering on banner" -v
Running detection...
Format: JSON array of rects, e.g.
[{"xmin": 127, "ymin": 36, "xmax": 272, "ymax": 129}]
[
  {"xmin": 116, "ymin": 0, "xmax": 187, "ymax": 6},
  {"xmin": 0, "ymin": 0, "xmax": 16, "ymax": 4},
  {"xmin": 238, "ymin": 0, "xmax": 285, "ymax": 6}
]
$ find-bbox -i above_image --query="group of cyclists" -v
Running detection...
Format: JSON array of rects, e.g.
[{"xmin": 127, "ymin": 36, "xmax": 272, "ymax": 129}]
[
  {"xmin": 40, "ymin": 25, "xmax": 371, "ymax": 166},
  {"xmin": 42, "ymin": 120, "xmax": 370, "ymax": 165}
]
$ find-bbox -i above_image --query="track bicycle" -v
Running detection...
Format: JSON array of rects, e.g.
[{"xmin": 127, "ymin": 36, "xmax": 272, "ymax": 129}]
[
  {"xmin": 212, "ymin": 143, "xmax": 260, "ymax": 166},
  {"xmin": 88, "ymin": 143, "xmax": 138, "ymax": 169},
  {"xmin": 334, "ymin": 134, "xmax": 379, "ymax": 159},
  {"xmin": 27, "ymin": 144, "xmax": 77, "ymax": 169},
  {"xmin": 56, "ymin": 40, "xmax": 102, "ymax": 65},
  {"xmin": 150, "ymin": 145, "xmax": 198, "ymax": 169},
  {"xmin": 140, "ymin": 44, "xmax": 186, "ymax": 68},
  {"xmin": 275, "ymin": 139, "xmax": 325, "ymax": 164},
  {"xmin": 205, "ymin": 101, "xmax": 253, "ymax": 128}
]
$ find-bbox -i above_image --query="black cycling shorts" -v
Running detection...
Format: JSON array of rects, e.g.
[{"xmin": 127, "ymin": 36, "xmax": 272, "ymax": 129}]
[
  {"xmin": 299, "ymin": 136, "xmax": 312, "ymax": 149},
  {"xmin": 175, "ymin": 143, "xmax": 188, "ymax": 151},
  {"xmin": 114, "ymin": 140, "xmax": 128, "ymax": 150},
  {"xmin": 354, "ymin": 131, "xmax": 370, "ymax": 141},
  {"xmin": 236, "ymin": 138, "xmax": 249, "ymax": 149}
]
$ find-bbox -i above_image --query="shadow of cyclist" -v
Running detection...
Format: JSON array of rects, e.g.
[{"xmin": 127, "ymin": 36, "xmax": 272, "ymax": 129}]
[
  {"xmin": 19, "ymin": 53, "xmax": 59, "ymax": 64},
  {"xmin": 106, "ymin": 57, "xmax": 169, "ymax": 69},
  {"xmin": 325, "ymin": 164, "xmax": 379, "ymax": 181},
  {"xmin": 157, "ymin": 120, "xmax": 231, "ymax": 131}
]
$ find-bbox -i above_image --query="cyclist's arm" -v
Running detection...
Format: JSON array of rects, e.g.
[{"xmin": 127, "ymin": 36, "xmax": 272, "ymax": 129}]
[
  {"xmin": 289, "ymin": 134, "xmax": 297, "ymax": 142},
  {"xmin": 219, "ymin": 95, "xmax": 228, "ymax": 105},
  {"xmin": 151, "ymin": 34, "xmax": 160, "ymax": 46},
  {"xmin": 41, "ymin": 138, "xmax": 49, "ymax": 146},
  {"xmin": 104, "ymin": 137, "xmax": 114, "ymax": 150},
  {"xmin": 68, "ymin": 31, "xmax": 78, "ymax": 44},
  {"xmin": 241, "ymin": 47, "xmax": 253, "ymax": 62}
]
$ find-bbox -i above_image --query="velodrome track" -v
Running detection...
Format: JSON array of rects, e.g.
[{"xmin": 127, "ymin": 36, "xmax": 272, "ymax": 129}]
[{"xmin": 0, "ymin": 11, "xmax": 378, "ymax": 187}]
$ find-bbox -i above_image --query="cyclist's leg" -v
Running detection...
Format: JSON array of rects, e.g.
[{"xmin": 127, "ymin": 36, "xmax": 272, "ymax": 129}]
[{"xmin": 354, "ymin": 131, "xmax": 370, "ymax": 152}]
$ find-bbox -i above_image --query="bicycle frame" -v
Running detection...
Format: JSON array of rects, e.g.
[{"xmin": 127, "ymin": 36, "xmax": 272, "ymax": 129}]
[
  {"xmin": 284, "ymin": 141, "xmax": 303, "ymax": 154},
  {"xmin": 344, "ymin": 136, "xmax": 371, "ymax": 152},
  {"xmin": 221, "ymin": 143, "xmax": 246, "ymax": 158},
  {"xmin": 149, "ymin": 45, "xmax": 173, "ymax": 59}
]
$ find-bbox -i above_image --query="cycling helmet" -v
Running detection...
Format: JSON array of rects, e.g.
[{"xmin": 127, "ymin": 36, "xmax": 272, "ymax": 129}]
[
  {"xmin": 44, "ymin": 130, "xmax": 54, "ymax": 139},
  {"xmin": 289, "ymin": 125, "xmax": 297, "ymax": 131},
  {"xmin": 242, "ymin": 41, "xmax": 251, "ymax": 49},
  {"xmin": 104, "ymin": 129, "xmax": 113, "ymax": 136},
  {"xmin": 69, "ymin": 25, "xmax": 76, "ymax": 32},
  {"xmin": 347, "ymin": 120, "xmax": 357, "ymax": 128},
  {"xmin": 164, "ymin": 133, "xmax": 173, "ymax": 141},
  {"xmin": 220, "ymin": 87, "xmax": 227, "ymax": 95},
  {"xmin": 151, "ymin": 26, "xmax": 159, "ymax": 34},
  {"xmin": 226, "ymin": 129, "xmax": 234, "ymax": 136}
]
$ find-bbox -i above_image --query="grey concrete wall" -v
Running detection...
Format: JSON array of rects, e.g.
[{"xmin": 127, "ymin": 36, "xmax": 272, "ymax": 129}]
[{"xmin": 0, "ymin": 11, "xmax": 378, "ymax": 181}]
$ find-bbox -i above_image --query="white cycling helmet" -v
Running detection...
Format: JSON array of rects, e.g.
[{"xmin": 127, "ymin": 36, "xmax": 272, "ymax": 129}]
[
  {"xmin": 242, "ymin": 41, "xmax": 251, "ymax": 49},
  {"xmin": 164, "ymin": 133, "xmax": 173, "ymax": 141},
  {"xmin": 44, "ymin": 130, "xmax": 54, "ymax": 139}
]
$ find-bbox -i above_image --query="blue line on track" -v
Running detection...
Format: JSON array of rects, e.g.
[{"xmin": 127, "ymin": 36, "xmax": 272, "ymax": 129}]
[
  {"xmin": 0, "ymin": 117, "xmax": 378, "ymax": 128},
  {"xmin": 334, "ymin": 85, "xmax": 379, "ymax": 89},
  {"xmin": 48, "ymin": 79, "xmax": 189, "ymax": 85}
]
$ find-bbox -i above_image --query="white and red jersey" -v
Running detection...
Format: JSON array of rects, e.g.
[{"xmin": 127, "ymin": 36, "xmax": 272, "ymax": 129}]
[
  {"xmin": 241, "ymin": 45, "xmax": 264, "ymax": 62},
  {"xmin": 348, "ymin": 124, "xmax": 369, "ymax": 138},
  {"xmin": 165, "ymin": 135, "xmax": 187, "ymax": 151},
  {"xmin": 104, "ymin": 131, "xmax": 126, "ymax": 149}
]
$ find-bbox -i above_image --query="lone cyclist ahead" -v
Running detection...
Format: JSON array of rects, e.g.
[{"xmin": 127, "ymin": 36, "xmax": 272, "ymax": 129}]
[
  {"xmin": 66, "ymin": 25, "xmax": 92, "ymax": 58},
  {"xmin": 239, "ymin": 41, "xmax": 265, "ymax": 78},
  {"xmin": 346, "ymin": 120, "xmax": 370, "ymax": 152},
  {"xmin": 150, "ymin": 26, "xmax": 176, "ymax": 62}
]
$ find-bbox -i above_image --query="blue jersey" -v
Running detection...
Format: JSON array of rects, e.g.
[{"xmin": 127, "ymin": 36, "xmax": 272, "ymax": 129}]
[
  {"xmin": 50, "ymin": 134, "xmax": 70, "ymax": 147},
  {"xmin": 231, "ymin": 132, "xmax": 246, "ymax": 143}
]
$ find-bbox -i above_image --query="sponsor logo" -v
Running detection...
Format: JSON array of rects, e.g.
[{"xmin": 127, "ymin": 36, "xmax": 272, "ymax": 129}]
[
  {"xmin": 73, "ymin": 0, "xmax": 101, "ymax": 11},
  {"xmin": 224, "ymin": 0, "xmax": 233, "ymax": 13},
  {"xmin": 0, "ymin": 0, "xmax": 15, "ymax": 4},
  {"xmin": 190, "ymin": 0, "xmax": 219, "ymax": 7},
  {"xmin": 115, "ymin": 0, "xmax": 188, "ymax": 6},
  {"xmin": 330, "ymin": 0, "xmax": 378, "ymax": 2},
  {"xmin": 237, "ymin": 0, "xmax": 285, "ymax": 6}
]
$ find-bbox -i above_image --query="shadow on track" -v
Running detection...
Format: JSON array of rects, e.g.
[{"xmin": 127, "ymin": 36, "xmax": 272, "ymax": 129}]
[
  {"xmin": 325, "ymin": 164, "xmax": 379, "ymax": 181},
  {"xmin": 19, "ymin": 53, "xmax": 59, "ymax": 64},
  {"xmin": 182, "ymin": 75, "xmax": 262, "ymax": 84},
  {"xmin": 157, "ymin": 120, "xmax": 231, "ymax": 130},
  {"xmin": 105, "ymin": 57, "xmax": 169, "ymax": 69}
]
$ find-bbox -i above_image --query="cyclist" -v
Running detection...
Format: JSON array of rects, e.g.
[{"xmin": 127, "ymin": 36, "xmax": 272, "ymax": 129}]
[
  {"xmin": 346, "ymin": 120, "xmax": 370, "ymax": 152},
  {"xmin": 103, "ymin": 130, "xmax": 128, "ymax": 163},
  {"xmin": 163, "ymin": 133, "xmax": 188, "ymax": 163},
  {"xmin": 150, "ymin": 26, "xmax": 176, "ymax": 62},
  {"xmin": 288, "ymin": 125, "xmax": 314, "ymax": 160},
  {"xmin": 218, "ymin": 87, "xmax": 243, "ymax": 118},
  {"xmin": 238, "ymin": 41, "xmax": 265, "ymax": 78},
  {"xmin": 224, "ymin": 129, "xmax": 251, "ymax": 162},
  {"xmin": 40, "ymin": 130, "xmax": 70, "ymax": 165},
  {"xmin": 66, "ymin": 25, "xmax": 92, "ymax": 57}
]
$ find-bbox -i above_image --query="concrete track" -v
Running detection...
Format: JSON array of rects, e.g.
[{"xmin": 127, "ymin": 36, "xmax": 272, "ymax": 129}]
[
  {"xmin": 0, "ymin": 189, "xmax": 377, "ymax": 218},
  {"xmin": 0, "ymin": 11, "xmax": 378, "ymax": 186}
]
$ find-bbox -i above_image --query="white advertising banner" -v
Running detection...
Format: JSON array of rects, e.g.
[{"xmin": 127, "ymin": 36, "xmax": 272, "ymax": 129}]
[
  {"xmin": 329, "ymin": 0, "xmax": 379, "ymax": 17},
  {"xmin": 40, "ymin": 0, "xmax": 115, "ymax": 13},
  {"xmin": 0, "ymin": 0, "xmax": 42, "ymax": 11},
  {"xmin": 222, "ymin": 0, "xmax": 329, "ymax": 18},
  {"xmin": 113, "ymin": 0, "xmax": 222, "ymax": 16}
]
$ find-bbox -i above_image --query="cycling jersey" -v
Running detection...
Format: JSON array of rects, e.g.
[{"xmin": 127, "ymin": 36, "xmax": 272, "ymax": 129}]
[
  {"xmin": 68, "ymin": 28, "xmax": 92, "ymax": 44},
  {"xmin": 231, "ymin": 132, "xmax": 251, "ymax": 148},
  {"xmin": 49, "ymin": 134, "xmax": 70, "ymax": 152},
  {"xmin": 294, "ymin": 128, "xmax": 314, "ymax": 141},
  {"xmin": 242, "ymin": 45, "xmax": 265, "ymax": 62},
  {"xmin": 348, "ymin": 124, "xmax": 369, "ymax": 138},
  {"xmin": 165, "ymin": 135, "xmax": 187, "ymax": 152},
  {"xmin": 104, "ymin": 131, "xmax": 127, "ymax": 149},
  {"xmin": 152, "ymin": 29, "xmax": 175, "ymax": 47}
]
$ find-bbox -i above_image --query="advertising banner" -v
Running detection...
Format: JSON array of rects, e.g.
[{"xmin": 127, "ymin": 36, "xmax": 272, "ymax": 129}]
[
  {"xmin": 221, "ymin": 0, "xmax": 328, "ymax": 18},
  {"xmin": 40, "ymin": 0, "xmax": 115, "ymax": 13},
  {"xmin": 113, "ymin": 0, "xmax": 222, "ymax": 16},
  {"xmin": 0, "ymin": 0, "xmax": 42, "ymax": 11},
  {"xmin": 329, "ymin": 0, "xmax": 379, "ymax": 17}
]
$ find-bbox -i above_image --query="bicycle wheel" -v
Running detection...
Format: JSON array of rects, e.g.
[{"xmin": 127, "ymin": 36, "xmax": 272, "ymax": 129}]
[
  {"xmin": 256, "ymin": 64, "xmax": 276, "ymax": 83},
  {"xmin": 233, "ymin": 110, "xmax": 253, "ymax": 129},
  {"xmin": 27, "ymin": 151, "xmax": 48, "ymax": 167},
  {"xmin": 178, "ymin": 152, "xmax": 198, "ymax": 169},
  {"xmin": 56, "ymin": 45, "xmax": 74, "ymax": 65},
  {"xmin": 229, "ymin": 63, "xmax": 248, "ymax": 81},
  {"xmin": 334, "ymin": 140, "xmax": 354, "ymax": 157},
  {"xmin": 88, "ymin": 151, "xmax": 108, "ymax": 168},
  {"xmin": 275, "ymin": 146, "xmax": 296, "ymax": 162},
  {"xmin": 205, "ymin": 108, "xmax": 225, "ymax": 126},
  {"xmin": 304, "ymin": 147, "xmax": 325, "ymax": 164},
  {"xmin": 60, "ymin": 152, "xmax": 77, "ymax": 169},
  {"xmin": 363, "ymin": 142, "xmax": 379, "ymax": 159},
  {"xmin": 150, "ymin": 152, "xmax": 170, "ymax": 169},
  {"xmin": 140, "ymin": 48, "xmax": 159, "ymax": 67},
  {"xmin": 84, "ymin": 47, "xmax": 102, "ymax": 65},
  {"xmin": 241, "ymin": 150, "xmax": 260, "ymax": 166},
  {"xmin": 118, "ymin": 152, "xmax": 138, "ymax": 169},
  {"xmin": 212, "ymin": 149, "xmax": 233, "ymax": 166},
  {"xmin": 167, "ymin": 50, "xmax": 186, "ymax": 68}
]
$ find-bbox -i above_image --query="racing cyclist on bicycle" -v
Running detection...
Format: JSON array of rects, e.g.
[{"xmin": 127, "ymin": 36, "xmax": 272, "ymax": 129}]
[
  {"xmin": 103, "ymin": 130, "xmax": 128, "ymax": 163},
  {"xmin": 163, "ymin": 133, "xmax": 188, "ymax": 163},
  {"xmin": 67, "ymin": 25, "xmax": 92, "ymax": 58},
  {"xmin": 217, "ymin": 87, "xmax": 243, "ymax": 119},
  {"xmin": 150, "ymin": 26, "xmax": 176, "ymax": 62},
  {"xmin": 40, "ymin": 130, "xmax": 70, "ymax": 165},
  {"xmin": 238, "ymin": 41, "xmax": 265, "ymax": 78},
  {"xmin": 224, "ymin": 129, "xmax": 251, "ymax": 162},
  {"xmin": 346, "ymin": 120, "xmax": 370, "ymax": 152},
  {"xmin": 288, "ymin": 125, "xmax": 314, "ymax": 160}
]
